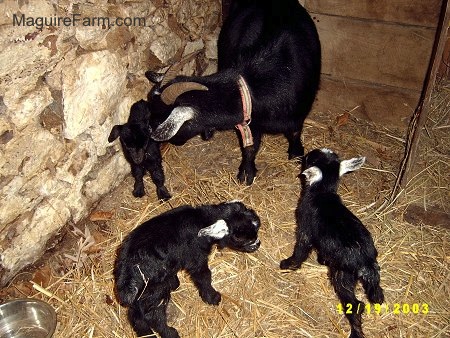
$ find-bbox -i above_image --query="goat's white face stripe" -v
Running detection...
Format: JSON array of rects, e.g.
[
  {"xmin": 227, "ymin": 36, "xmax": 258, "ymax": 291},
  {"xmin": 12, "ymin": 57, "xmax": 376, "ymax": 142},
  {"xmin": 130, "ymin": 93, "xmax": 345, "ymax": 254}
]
[
  {"xmin": 198, "ymin": 219, "xmax": 229, "ymax": 239},
  {"xmin": 250, "ymin": 238, "xmax": 260, "ymax": 246},
  {"xmin": 302, "ymin": 166, "xmax": 323, "ymax": 185},
  {"xmin": 152, "ymin": 106, "xmax": 195, "ymax": 141},
  {"xmin": 226, "ymin": 199, "xmax": 242, "ymax": 204},
  {"xmin": 320, "ymin": 148, "xmax": 334, "ymax": 154},
  {"xmin": 339, "ymin": 156, "xmax": 366, "ymax": 176}
]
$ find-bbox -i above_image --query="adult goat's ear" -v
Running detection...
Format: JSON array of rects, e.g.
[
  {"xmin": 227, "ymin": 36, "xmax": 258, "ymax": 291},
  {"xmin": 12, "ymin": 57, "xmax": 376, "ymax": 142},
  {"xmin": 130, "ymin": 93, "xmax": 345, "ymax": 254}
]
[
  {"xmin": 339, "ymin": 156, "xmax": 366, "ymax": 176},
  {"xmin": 151, "ymin": 106, "xmax": 195, "ymax": 141},
  {"xmin": 302, "ymin": 166, "xmax": 322, "ymax": 185},
  {"xmin": 198, "ymin": 219, "xmax": 229, "ymax": 239},
  {"xmin": 108, "ymin": 125, "xmax": 123, "ymax": 142}
]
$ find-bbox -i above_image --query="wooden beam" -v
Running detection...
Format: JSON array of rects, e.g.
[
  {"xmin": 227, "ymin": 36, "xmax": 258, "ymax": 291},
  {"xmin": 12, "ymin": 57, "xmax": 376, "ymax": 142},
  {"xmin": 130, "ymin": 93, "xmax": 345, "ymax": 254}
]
[
  {"xmin": 305, "ymin": 0, "xmax": 442, "ymax": 27},
  {"xmin": 391, "ymin": 0, "xmax": 449, "ymax": 200}
]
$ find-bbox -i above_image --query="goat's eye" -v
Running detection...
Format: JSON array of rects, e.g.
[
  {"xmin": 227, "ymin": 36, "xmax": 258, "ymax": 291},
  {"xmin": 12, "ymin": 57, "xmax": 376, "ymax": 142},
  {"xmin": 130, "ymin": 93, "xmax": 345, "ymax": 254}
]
[{"xmin": 231, "ymin": 234, "xmax": 245, "ymax": 243}]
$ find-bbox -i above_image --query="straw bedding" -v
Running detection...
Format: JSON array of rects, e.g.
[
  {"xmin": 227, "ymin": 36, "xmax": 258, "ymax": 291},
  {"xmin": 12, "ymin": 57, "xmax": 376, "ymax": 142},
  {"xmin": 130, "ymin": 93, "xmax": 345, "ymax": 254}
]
[{"xmin": 1, "ymin": 83, "xmax": 449, "ymax": 337}]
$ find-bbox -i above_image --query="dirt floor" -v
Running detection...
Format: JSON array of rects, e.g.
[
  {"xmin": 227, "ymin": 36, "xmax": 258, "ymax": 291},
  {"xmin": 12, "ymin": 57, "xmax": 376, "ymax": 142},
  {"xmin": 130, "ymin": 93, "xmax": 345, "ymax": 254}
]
[{"xmin": 1, "ymin": 83, "xmax": 449, "ymax": 337}]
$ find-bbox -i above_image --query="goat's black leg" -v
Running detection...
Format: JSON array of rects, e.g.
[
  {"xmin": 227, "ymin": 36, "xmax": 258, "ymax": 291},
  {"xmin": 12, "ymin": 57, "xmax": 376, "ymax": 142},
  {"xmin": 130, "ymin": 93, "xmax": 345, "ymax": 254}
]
[
  {"xmin": 129, "ymin": 285, "xmax": 180, "ymax": 338},
  {"xmin": 359, "ymin": 263, "xmax": 384, "ymax": 304},
  {"xmin": 168, "ymin": 275, "xmax": 180, "ymax": 291},
  {"xmin": 130, "ymin": 164, "xmax": 146, "ymax": 198},
  {"xmin": 236, "ymin": 129, "xmax": 262, "ymax": 185},
  {"xmin": 147, "ymin": 304, "xmax": 180, "ymax": 338},
  {"xmin": 127, "ymin": 304, "xmax": 156, "ymax": 337},
  {"xmin": 129, "ymin": 302, "xmax": 180, "ymax": 338},
  {"xmin": 144, "ymin": 144, "xmax": 171, "ymax": 201},
  {"xmin": 280, "ymin": 232, "xmax": 313, "ymax": 270},
  {"xmin": 284, "ymin": 130, "xmax": 304, "ymax": 160},
  {"xmin": 330, "ymin": 268, "xmax": 365, "ymax": 338},
  {"xmin": 187, "ymin": 261, "xmax": 221, "ymax": 305}
]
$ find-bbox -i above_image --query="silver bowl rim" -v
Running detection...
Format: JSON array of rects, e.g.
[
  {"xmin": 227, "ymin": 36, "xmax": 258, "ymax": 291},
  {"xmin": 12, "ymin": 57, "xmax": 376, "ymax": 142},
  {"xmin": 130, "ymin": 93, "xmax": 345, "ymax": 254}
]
[{"xmin": 0, "ymin": 298, "xmax": 57, "ymax": 337}]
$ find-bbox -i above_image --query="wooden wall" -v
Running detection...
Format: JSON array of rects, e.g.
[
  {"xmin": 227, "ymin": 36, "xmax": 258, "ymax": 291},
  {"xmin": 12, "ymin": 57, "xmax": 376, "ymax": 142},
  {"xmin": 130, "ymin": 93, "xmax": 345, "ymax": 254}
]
[
  {"xmin": 220, "ymin": 0, "xmax": 443, "ymax": 129},
  {"xmin": 304, "ymin": 0, "xmax": 443, "ymax": 129}
]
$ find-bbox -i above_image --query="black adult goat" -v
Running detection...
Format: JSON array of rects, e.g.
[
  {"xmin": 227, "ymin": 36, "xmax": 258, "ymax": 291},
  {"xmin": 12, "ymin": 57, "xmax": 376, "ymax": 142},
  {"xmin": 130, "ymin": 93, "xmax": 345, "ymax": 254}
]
[
  {"xmin": 146, "ymin": 0, "xmax": 321, "ymax": 185},
  {"xmin": 280, "ymin": 148, "xmax": 384, "ymax": 338}
]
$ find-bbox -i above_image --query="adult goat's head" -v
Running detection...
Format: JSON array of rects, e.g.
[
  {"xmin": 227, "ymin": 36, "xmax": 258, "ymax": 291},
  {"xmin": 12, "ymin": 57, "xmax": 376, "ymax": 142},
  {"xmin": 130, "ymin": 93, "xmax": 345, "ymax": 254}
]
[
  {"xmin": 145, "ymin": 69, "xmax": 210, "ymax": 145},
  {"xmin": 143, "ymin": 51, "xmax": 213, "ymax": 145}
]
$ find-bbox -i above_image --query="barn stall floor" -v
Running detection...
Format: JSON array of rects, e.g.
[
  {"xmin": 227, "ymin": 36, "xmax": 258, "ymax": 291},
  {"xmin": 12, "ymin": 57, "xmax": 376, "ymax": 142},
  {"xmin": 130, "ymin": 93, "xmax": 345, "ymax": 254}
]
[{"xmin": 1, "ymin": 84, "xmax": 449, "ymax": 338}]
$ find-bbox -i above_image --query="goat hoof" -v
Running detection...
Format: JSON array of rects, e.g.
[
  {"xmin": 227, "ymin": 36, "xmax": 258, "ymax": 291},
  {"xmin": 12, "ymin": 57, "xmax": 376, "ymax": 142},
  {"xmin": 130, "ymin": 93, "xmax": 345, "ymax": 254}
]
[
  {"xmin": 201, "ymin": 290, "xmax": 221, "ymax": 305},
  {"xmin": 164, "ymin": 327, "xmax": 181, "ymax": 338},
  {"xmin": 237, "ymin": 170, "xmax": 255, "ymax": 186},
  {"xmin": 132, "ymin": 186, "xmax": 145, "ymax": 198},
  {"xmin": 288, "ymin": 151, "xmax": 304, "ymax": 161},
  {"xmin": 237, "ymin": 171, "xmax": 246, "ymax": 184},
  {"xmin": 280, "ymin": 258, "xmax": 300, "ymax": 270},
  {"xmin": 349, "ymin": 329, "xmax": 365, "ymax": 338},
  {"xmin": 201, "ymin": 129, "xmax": 215, "ymax": 140},
  {"xmin": 288, "ymin": 144, "xmax": 304, "ymax": 160},
  {"xmin": 157, "ymin": 187, "xmax": 172, "ymax": 201},
  {"xmin": 288, "ymin": 153, "xmax": 303, "ymax": 162},
  {"xmin": 169, "ymin": 276, "xmax": 180, "ymax": 291}
]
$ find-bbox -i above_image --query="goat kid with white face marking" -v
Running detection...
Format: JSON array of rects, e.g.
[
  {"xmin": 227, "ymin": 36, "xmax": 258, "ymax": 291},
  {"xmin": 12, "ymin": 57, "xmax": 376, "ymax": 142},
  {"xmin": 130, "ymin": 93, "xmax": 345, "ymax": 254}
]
[
  {"xmin": 141, "ymin": 0, "xmax": 321, "ymax": 185},
  {"xmin": 280, "ymin": 148, "xmax": 384, "ymax": 338},
  {"xmin": 114, "ymin": 201, "xmax": 261, "ymax": 338}
]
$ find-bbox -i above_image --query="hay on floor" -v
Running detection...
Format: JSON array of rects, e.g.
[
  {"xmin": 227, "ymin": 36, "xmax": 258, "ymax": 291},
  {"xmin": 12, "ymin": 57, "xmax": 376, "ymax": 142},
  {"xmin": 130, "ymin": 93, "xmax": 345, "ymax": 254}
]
[{"xmin": 1, "ymin": 84, "xmax": 449, "ymax": 338}]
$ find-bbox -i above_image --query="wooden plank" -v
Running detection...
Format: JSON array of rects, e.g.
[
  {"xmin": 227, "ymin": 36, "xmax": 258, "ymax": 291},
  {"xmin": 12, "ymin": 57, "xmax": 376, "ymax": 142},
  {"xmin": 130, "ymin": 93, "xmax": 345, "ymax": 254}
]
[
  {"xmin": 312, "ymin": 75, "xmax": 421, "ymax": 130},
  {"xmin": 305, "ymin": 0, "xmax": 442, "ymax": 28},
  {"xmin": 394, "ymin": 1, "xmax": 449, "ymax": 192},
  {"xmin": 316, "ymin": 14, "xmax": 436, "ymax": 91}
]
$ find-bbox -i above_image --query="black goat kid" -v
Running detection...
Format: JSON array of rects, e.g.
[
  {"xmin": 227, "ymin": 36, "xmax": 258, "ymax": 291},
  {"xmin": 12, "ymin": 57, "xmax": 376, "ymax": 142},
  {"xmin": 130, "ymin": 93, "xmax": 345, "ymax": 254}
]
[
  {"xmin": 108, "ymin": 100, "xmax": 171, "ymax": 201},
  {"xmin": 114, "ymin": 201, "xmax": 261, "ymax": 338},
  {"xmin": 280, "ymin": 148, "xmax": 384, "ymax": 338},
  {"xmin": 145, "ymin": 0, "xmax": 321, "ymax": 185}
]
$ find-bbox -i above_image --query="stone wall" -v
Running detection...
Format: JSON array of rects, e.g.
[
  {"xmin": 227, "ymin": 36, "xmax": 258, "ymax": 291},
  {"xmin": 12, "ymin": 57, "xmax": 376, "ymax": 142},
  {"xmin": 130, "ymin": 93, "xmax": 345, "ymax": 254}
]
[{"xmin": 0, "ymin": 0, "xmax": 221, "ymax": 286}]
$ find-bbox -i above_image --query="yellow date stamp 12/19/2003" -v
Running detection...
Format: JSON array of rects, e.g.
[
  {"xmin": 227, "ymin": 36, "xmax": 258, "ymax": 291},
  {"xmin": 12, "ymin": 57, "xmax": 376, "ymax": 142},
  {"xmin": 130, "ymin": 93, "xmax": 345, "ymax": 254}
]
[{"xmin": 336, "ymin": 303, "xmax": 429, "ymax": 315}]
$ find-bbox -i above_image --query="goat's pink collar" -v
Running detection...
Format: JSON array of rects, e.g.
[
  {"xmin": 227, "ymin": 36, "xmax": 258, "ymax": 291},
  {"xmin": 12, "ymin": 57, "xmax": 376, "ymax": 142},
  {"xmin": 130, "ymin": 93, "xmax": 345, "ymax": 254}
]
[{"xmin": 236, "ymin": 75, "xmax": 253, "ymax": 147}]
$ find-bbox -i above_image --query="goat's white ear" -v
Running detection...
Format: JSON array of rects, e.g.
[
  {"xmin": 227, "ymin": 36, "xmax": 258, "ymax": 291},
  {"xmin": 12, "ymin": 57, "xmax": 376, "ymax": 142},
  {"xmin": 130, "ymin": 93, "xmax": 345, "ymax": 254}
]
[
  {"xmin": 339, "ymin": 156, "xmax": 366, "ymax": 176},
  {"xmin": 151, "ymin": 106, "xmax": 195, "ymax": 141},
  {"xmin": 198, "ymin": 219, "xmax": 229, "ymax": 239},
  {"xmin": 302, "ymin": 166, "xmax": 322, "ymax": 185}
]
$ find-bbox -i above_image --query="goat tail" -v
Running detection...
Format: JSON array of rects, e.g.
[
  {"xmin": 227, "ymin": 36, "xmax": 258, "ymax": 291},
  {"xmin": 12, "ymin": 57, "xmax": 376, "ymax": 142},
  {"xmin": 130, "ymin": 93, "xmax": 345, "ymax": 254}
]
[{"xmin": 359, "ymin": 262, "xmax": 384, "ymax": 304}]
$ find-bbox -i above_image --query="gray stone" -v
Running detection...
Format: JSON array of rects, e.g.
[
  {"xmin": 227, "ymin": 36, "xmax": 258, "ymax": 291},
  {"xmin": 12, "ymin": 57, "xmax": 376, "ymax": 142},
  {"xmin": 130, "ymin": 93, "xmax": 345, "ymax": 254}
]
[
  {"xmin": 150, "ymin": 31, "xmax": 182, "ymax": 64},
  {"xmin": 84, "ymin": 153, "xmax": 129, "ymax": 203},
  {"xmin": 0, "ymin": 197, "xmax": 71, "ymax": 286},
  {"xmin": 0, "ymin": 0, "xmax": 221, "ymax": 287},
  {"xmin": 4, "ymin": 85, "xmax": 53, "ymax": 130},
  {"xmin": 62, "ymin": 50, "xmax": 127, "ymax": 140}
]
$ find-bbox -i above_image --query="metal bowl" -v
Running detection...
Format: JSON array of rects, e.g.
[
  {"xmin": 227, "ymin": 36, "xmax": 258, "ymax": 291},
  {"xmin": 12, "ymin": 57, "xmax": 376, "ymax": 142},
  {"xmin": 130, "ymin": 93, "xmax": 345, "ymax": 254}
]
[{"xmin": 0, "ymin": 299, "xmax": 56, "ymax": 338}]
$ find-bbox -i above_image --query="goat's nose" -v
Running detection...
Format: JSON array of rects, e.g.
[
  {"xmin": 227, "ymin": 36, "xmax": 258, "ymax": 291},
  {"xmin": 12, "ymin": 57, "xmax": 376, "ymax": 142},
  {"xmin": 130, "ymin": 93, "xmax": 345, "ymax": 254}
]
[{"xmin": 248, "ymin": 238, "xmax": 260, "ymax": 249}]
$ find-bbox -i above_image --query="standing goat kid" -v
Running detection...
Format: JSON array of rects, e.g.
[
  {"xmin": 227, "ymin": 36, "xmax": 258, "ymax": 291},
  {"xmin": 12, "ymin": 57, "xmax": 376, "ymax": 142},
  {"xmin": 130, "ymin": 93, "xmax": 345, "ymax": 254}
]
[
  {"xmin": 108, "ymin": 100, "xmax": 171, "ymax": 201},
  {"xmin": 145, "ymin": 0, "xmax": 321, "ymax": 185},
  {"xmin": 280, "ymin": 148, "xmax": 384, "ymax": 338},
  {"xmin": 114, "ymin": 201, "xmax": 261, "ymax": 338}
]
